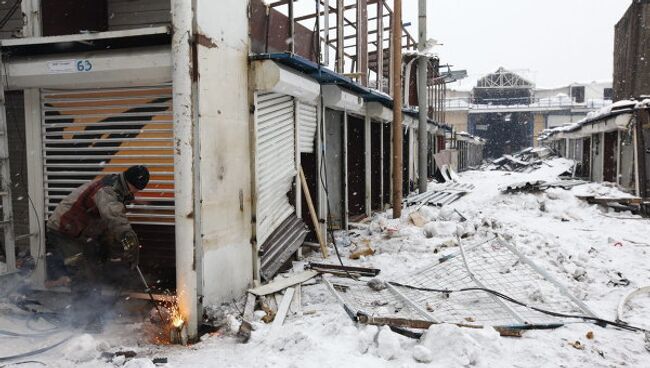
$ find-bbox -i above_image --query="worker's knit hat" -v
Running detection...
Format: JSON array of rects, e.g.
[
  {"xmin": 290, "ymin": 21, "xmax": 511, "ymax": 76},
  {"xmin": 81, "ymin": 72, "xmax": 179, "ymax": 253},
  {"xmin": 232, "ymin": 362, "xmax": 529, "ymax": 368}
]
[{"xmin": 124, "ymin": 165, "xmax": 150, "ymax": 190}]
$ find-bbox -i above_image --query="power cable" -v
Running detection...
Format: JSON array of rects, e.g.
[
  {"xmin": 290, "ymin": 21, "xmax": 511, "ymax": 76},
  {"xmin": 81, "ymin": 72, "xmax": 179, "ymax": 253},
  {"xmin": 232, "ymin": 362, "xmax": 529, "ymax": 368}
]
[
  {"xmin": 317, "ymin": 85, "xmax": 355, "ymax": 280},
  {"xmin": 0, "ymin": 334, "xmax": 73, "ymax": 363}
]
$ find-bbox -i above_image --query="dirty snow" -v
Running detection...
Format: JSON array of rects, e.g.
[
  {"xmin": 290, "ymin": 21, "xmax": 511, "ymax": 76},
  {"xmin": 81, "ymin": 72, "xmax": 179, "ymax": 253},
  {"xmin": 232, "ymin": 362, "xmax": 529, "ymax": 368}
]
[{"xmin": 2, "ymin": 158, "xmax": 649, "ymax": 367}]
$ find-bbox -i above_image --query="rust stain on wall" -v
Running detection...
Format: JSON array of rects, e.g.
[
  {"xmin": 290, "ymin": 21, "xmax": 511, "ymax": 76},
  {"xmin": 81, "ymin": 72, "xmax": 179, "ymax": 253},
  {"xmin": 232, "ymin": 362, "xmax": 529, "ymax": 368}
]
[{"xmin": 196, "ymin": 33, "xmax": 218, "ymax": 48}]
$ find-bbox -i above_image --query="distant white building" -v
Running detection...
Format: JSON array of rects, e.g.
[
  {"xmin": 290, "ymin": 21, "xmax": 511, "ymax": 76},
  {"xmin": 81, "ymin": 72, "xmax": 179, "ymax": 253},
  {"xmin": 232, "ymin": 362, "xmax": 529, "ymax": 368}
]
[{"xmin": 443, "ymin": 68, "xmax": 612, "ymax": 157}]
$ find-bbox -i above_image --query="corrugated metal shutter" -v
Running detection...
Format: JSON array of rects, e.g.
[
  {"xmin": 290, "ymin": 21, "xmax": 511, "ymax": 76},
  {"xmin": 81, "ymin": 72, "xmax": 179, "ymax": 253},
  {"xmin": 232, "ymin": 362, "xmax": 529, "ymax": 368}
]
[
  {"xmin": 297, "ymin": 102, "xmax": 317, "ymax": 153},
  {"xmin": 0, "ymin": 1, "xmax": 23, "ymax": 39},
  {"xmin": 260, "ymin": 214, "xmax": 308, "ymax": 281},
  {"xmin": 255, "ymin": 92, "xmax": 296, "ymax": 245},
  {"xmin": 108, "ymin": 0, "xmax": 171, "ymax": 31},
  {"xmin": 42, "ymin": 85, "xmax": 175, "ymax": 226}
]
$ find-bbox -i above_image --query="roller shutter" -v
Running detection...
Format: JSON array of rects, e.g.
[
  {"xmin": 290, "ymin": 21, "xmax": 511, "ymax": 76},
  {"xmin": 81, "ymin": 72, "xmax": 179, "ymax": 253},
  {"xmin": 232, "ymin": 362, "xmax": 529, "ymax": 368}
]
[
  {"xmin": 254, "ymin": 92, "xmax": 296, "ymax": 246},
  {"xmin": 297, "ymin": 101, "xmax": 317, "ymax": 153},
  {"xmin": 42, "ymin": 85, "xmax": 175, "ymax": 226}
]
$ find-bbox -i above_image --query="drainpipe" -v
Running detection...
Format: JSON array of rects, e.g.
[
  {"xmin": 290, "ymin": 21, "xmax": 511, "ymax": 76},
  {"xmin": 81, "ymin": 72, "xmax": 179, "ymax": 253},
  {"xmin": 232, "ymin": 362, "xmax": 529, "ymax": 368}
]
[
  {"xmin": 417, "ymin": 0, "xmax": 427, "ymax": 193},
  {"xmin": 171, "ymin": 0, "xmax": 199, "ymax": 342}
]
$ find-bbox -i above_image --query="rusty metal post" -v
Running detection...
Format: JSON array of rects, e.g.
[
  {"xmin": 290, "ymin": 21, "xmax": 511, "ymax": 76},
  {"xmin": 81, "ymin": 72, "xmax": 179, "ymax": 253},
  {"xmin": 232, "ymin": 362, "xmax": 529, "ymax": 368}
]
[
  {"xmin": 357, "ymin": 0, "xmax": 368, "ymax": 86},
  {"xmin": 288, "ymin": 0, "xmax": 295, "ymax": 53},
  {"xmin": 391, "ymin": 0, "xmax": 403, "ymax": 218},
  {"xmin": 323, "ymin": 0, "xmax": 330, "ymax": 65},
  {"xmin": 336, "ymin": 0, "xmax": 344, "ymax": 73},
  {"xmin": 376, "ymin": 0, "xmax": 384, "ymax": 91},
  {"xmin": 388, "ymin": 13, "xmax": 394, "ymax": 95}
]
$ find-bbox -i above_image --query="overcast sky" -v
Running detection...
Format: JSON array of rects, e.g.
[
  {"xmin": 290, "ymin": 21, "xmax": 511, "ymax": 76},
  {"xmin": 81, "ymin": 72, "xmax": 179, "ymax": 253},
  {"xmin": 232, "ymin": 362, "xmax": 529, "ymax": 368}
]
[{"xmin": 401, "ymin": 0, "xmax": 631, "ymax": 90}]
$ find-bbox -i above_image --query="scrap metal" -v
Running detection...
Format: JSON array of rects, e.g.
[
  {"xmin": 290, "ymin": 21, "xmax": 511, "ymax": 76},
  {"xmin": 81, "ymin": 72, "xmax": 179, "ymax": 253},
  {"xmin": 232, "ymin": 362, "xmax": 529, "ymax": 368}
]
[
  {"xmin": 405, "ymin": 182, "xmax": 475, "ymax": 207},
  {"xmin": 491, "ymin": 147, "xmax": 555, "ymax": 173},
  {"xmin": 325, "ymin": 235, "xmax": 596, "ymax": 333}
]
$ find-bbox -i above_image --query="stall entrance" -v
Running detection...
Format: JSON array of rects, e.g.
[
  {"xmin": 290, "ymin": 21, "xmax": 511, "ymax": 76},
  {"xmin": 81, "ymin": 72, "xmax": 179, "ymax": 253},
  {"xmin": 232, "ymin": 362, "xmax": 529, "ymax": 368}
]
[
  {"xmin": 324, "ymin": 109, "xmax": 345, "ymax": 229},
  {"xmin": 382, "ymin": 123, "xmax": 391, "ymax": 207},
  {"xmin": 582, "ymin": 137, "xmax": 591, "ymax": 179},
  {"xmin": 603, "ymin": 131, "xmax": 618, "ymax": 183},
  {"xmin": 371, "ymin": 122, "xmax": 382, "ymax": 211},
  {"xmin": 41, "ymin": 85, "xmax": 176, "ymax": 285},
  {"xmin": 403, "ymin": 128, "xmax": 410, "ymax": 195},
  {"xmin": 347, "ymin": 115, "xmax": 366, "ymax": 220}
]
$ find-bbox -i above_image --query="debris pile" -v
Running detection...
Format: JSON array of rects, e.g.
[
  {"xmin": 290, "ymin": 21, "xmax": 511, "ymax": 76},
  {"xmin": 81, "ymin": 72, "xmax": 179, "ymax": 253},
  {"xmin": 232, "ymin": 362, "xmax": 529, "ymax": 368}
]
[
  {"xmin": 405, "ymin": 182, "xmax": 476, "ymax": 207},
  {"xmin": 490, "ymin": 147, "xmax": 555, "ymax": 172},
  {"xmin": 500, "ymin": 179, "xmax": 588, "ymax": 194},
  {"xmin": 324, "ymin": 234, "xmax": 596, "ymax": 337},
  {"xmin": 577, "ymin": 195, "xmax": 643, "ymax": 214}
]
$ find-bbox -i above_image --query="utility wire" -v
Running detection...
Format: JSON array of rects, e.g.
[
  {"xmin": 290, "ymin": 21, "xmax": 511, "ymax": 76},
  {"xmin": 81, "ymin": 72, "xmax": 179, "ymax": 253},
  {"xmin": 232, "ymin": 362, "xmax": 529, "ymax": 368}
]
[{"xmin": 317, "ymin": 86, "xmax": 355, "ymax": 280}]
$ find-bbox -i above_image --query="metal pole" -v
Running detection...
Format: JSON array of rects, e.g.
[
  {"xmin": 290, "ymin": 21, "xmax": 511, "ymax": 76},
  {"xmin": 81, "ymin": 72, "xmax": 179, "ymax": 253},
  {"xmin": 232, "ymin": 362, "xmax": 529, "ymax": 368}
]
[
  {"xmin": 376, "ymin": 0, "xmax": 384, "ymax": 91},
  {"xmin": 288, "ymin": 0, "xmax": 295, "ymax": 54},
  {"xmin": 323, "ymin": 0, "xmax": 330, "ymax": 65},
  {"xmin": 391, "ymin": 0, "xmax": 403, "ymax": 218},
  {"xmin": 357, "ymin": 0, "xmax": 368, "ymax": 86},
  {"xmin": 336, "ymin": 0, "xmax": 344, "ymax": 73},
  {"xmin": 417, "ymin": 0, "xmax": 427, "ymax": 193}
]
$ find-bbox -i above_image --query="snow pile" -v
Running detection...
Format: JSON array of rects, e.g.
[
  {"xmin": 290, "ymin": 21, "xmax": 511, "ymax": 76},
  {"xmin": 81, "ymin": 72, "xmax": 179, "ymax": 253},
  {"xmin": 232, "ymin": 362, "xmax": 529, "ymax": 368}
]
[
  {"xmin": 62, "ymin": 334, "xmax": 101, "ymax": 363},
  {"xmin": 418, "ymin": 324, "xmax": 503, "ymax": 367},
  {"xmin": 123, "ymin": 358, "xmax": 156, "ymax": 368}
]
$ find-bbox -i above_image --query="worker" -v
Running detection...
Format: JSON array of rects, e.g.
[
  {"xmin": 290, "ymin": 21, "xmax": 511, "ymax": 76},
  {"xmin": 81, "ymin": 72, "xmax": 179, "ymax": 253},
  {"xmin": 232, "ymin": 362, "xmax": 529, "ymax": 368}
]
[{"xmin": 44, "ymin": 165, "xmax": 150, "ymax": 329}]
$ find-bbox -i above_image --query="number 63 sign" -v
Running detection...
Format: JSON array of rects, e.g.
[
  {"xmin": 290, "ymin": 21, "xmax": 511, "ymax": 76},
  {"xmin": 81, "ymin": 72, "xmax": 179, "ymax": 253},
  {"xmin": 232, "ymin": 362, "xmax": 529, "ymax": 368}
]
[
  {"xmin": 47, "ymin": 59, "xmax": 93, "ymax": 74},
  {"xmin": 76, "ymin": 59, "xmax": 93, "ymax": 72}
]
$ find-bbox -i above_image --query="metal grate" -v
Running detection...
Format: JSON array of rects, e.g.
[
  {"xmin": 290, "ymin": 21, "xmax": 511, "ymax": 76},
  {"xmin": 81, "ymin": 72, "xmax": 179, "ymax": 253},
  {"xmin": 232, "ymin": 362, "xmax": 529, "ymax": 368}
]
[
  {"xmin": 327, "ymin": 236, "xmax": 595, "ymax": 328},
  {"xmin": 41, "ymin": 85, "xmax": 175, "ymax": 226}
]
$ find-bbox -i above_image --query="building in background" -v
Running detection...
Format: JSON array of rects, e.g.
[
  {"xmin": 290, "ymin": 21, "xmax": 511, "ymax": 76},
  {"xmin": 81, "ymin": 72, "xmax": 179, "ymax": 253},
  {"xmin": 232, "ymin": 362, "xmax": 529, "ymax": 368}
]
[{"xmin": 446, "ymin": 67, "xmax": 612, "ymax": 158}]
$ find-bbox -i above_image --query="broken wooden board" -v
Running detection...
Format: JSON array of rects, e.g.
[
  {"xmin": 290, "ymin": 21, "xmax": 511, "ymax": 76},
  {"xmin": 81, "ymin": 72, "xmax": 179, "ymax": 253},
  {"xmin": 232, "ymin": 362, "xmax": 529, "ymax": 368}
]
[
  {"xmin": 248, "ymin": 270, "xmax": 318, "ymax": 296},
  {"xmin": 409, "ymin": 211, "xmax": 428, "ymax": 227},
  {"xmin": 576, "ymin": 195, "xmax": 642, "ymax": 205},
  {"xmin": 356, "ymin": 314, "xmax": 525, "ymax": 337},
  {"xmin": 242, "ymin": 293, "xmax": 256, "ymax": 322},
  {"xmin": 307, "ymin": 262, "xmax": 381, "ymax": 277},
  {"xmin": 288, "ymin": 284, "xmax": 302, "ymax": 315},
  {"xmin": 349, "ymin": 245, "xmax": 375, "ymax": 259},
  {"xmin": 271, "ymin": 287, "xmax": 295, "ymax": 332},
  {"xmin": 238, "ymin": 293, "xmax": 256, "ymax": 343}
]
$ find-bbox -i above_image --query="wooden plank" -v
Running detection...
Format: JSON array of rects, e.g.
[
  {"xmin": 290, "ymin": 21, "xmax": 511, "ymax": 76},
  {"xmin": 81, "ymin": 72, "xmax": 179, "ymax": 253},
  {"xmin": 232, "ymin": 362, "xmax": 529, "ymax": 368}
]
[
  {"xmin": 248, "ymin": 270, "xmax": 318, "ymax": 296},
  {"xmin": 242, "ymin": 292, "xmax": 256, "ymax": 322},
  {"xmin": 409, "ymin": 211, "xmax": 427, "ymax": 227},
  {"xmin": 288, "ymin": 284, "xmax": 302, "ymax": 315},
  {"xmin": 299, "ymin": 166, "xmax": 328, "ymax": 258},
  {"xmin": 357, "ymin": 314, "xmax": 525, "ymax": 337},
  {"xmin": 271, "ymin": 287, "xmax": 295, "ymax": 332}
]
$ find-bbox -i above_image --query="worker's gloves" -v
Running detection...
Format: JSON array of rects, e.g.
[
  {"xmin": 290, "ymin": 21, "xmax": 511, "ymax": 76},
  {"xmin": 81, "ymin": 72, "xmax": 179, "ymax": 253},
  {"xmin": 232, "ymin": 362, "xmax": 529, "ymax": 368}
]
[{"xmin": 120, "ymin": 231, "xmax": 140, "ymax": 269}]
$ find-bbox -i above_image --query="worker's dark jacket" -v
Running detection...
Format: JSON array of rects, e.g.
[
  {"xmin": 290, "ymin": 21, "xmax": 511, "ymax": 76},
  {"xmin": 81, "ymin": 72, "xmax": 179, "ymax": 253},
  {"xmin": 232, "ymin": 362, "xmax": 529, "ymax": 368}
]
[{"xmin": 47, "ymin": 173, "xmax": 134, "ymax": 243}]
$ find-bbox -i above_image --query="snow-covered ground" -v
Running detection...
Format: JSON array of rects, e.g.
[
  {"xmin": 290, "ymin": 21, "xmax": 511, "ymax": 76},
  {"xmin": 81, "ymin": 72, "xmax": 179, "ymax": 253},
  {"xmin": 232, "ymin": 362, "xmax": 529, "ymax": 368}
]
[{"xmin": 2, "ymin": 158, "xmax": 649, "ymax": 367}]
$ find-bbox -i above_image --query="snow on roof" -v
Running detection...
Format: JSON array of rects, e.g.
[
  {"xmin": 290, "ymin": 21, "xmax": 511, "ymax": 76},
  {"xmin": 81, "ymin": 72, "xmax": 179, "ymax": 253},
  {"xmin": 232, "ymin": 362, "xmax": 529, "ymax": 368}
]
[{"xmin": 539, "ymin": 99, "xmax": 641, "ymax": 141}]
